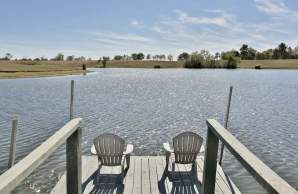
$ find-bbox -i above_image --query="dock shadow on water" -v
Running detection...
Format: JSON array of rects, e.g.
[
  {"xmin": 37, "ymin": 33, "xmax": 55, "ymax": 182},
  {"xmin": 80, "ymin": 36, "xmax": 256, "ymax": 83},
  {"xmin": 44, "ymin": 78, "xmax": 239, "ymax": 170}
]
[
  {"xmin": 82, "ymin": 168, "xmax": 128, "ymax": 194},
  {"xmin": 158, "ymin": 166, "xmax": 201, "ymax": 194}
]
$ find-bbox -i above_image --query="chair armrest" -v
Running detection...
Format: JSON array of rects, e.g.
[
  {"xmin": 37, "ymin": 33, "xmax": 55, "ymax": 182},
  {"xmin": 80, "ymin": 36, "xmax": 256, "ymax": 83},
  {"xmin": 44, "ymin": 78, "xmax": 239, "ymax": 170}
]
[
  {"xmin": 163, "ymin": 142, "xmax": 173, "ymax": 153},
  {"xmin": 123, "ymin": 144, "xmax": 134, "ymax": 155},
  {"xmin": 91, "ymin": 144, "xmax": 97, "ymax": 155},
  {"xmin": 199, "ymin": 145, "xmax": 205, "ymax": 154}
]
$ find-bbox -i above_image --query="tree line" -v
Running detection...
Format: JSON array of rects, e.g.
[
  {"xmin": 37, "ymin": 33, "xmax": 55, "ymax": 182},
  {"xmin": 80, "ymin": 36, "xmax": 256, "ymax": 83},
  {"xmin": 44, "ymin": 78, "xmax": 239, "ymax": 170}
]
[
  {"xmin": 112, "ymin": 53, "xmax": 173, "ymax": 61},
  {"xmin": 177, "ymin": 42, "xmax": 298, "ymax": 61},
  {"xmin": 0, "ymin": 53, "xmax": 91, "ymax": 61},
  {"xmin": 222, "ymin": 42, "xmax": 298, "ymax": 60},
  {"xmin": 1, "ymin": 42, "xmax": 297, "ymax": 62}
]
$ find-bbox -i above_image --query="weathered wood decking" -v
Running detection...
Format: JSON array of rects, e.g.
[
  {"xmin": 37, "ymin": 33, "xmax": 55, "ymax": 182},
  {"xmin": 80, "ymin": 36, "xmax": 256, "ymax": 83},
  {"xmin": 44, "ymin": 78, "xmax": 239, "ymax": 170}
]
[{"xmin": 51, "ymin": 155, "xmax": 241, "ymax": 194}]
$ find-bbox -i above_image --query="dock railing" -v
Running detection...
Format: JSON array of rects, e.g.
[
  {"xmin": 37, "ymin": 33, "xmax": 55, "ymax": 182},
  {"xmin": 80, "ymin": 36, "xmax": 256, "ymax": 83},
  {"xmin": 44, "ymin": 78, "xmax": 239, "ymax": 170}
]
[
  {"xmin": 0, "ymin": 118, "xmax": 82, "ymax": 194},
  {"xmin": 202, "ymin": 119, "xmax": 298, "ymax": 194}
]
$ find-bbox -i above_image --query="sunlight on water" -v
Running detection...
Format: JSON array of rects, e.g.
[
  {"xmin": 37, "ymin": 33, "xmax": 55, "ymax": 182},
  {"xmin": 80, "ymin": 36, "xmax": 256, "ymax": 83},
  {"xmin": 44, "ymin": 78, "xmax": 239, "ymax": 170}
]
[{"xmin": 1, "ymin": 68, "xmax": 298, "ymax": 194}]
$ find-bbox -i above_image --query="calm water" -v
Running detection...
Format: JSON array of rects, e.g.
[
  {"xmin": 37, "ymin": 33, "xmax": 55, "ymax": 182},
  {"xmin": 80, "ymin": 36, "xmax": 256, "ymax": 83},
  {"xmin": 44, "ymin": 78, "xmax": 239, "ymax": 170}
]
[{"xmin": 0, "ymin": 68, "xmax": 298, "ymax": 194}]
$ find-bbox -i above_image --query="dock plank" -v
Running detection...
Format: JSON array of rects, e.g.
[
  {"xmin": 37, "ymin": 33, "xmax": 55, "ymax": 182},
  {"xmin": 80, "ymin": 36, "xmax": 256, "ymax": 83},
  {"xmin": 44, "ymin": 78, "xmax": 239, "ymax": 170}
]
[
  {"xmin": 123, "ymin": 156, "xmax": 135, "ymax": 194},
  {"xmin": 132, "ymin": 157, "xmax": 142, "ymax": 194},
  {"xmin": 148, "ymin": 157, "xmax": 159, "ymax": 194},
  {"xmin": 51, "ymin": 155, "xmax": 241, "ymax": 194},
  {"xmin": 142, "ymin": 157, "xmax": 151, "ymax": 194}
]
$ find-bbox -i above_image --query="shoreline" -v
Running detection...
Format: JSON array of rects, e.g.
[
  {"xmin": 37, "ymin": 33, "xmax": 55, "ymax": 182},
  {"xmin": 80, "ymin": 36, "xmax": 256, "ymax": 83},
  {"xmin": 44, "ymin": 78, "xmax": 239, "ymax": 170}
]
[
  {"xmin": 0, "ymin": 70, "xmax": 90, "ymax": 79},
  {"xmin": 1, "ymin": 59, "xmax": 298, "ymax": 79}
]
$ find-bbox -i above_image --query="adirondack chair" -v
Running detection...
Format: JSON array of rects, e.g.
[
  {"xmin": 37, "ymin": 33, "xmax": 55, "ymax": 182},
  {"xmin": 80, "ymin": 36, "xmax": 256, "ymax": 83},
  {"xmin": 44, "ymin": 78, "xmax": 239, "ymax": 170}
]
[
  {"xmin": 91, "ymin": 133, "xmax": 133, "ymax": 181},
  {"xmin": 163, "ymin": 132, "xmax": 204, "ymax": 175}
]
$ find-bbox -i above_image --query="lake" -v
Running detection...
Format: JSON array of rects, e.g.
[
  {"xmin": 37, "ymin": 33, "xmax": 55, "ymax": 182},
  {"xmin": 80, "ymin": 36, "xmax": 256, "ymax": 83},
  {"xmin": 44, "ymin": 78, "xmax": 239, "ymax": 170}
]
[{"xmin": 0, "ymin": 68, "xmax": 298, "ymax": 194}]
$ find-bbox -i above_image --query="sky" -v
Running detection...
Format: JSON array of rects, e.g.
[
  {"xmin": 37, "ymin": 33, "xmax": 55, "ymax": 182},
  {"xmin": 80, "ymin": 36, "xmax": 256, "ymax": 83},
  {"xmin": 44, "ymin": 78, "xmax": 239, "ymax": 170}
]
[{"xmin": 0, "ymin": 0, "xmax": 298, "ymax": 59}]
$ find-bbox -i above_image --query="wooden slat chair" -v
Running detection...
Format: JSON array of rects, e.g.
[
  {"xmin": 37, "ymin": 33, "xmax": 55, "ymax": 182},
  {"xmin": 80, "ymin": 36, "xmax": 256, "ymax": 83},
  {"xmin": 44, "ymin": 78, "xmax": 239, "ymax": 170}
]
[
  {"xmin": 91, "ymin": 133, "xmax": 133, "ymax": 182},
  {"xmin": 163, "ymin": 132, "xmax": 204, "ymax": 175}
]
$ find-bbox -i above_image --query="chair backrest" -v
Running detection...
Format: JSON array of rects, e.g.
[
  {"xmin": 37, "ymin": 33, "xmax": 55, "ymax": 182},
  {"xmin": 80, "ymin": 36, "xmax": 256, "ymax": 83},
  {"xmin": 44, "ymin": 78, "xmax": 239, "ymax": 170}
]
[
  {"xmin": 93, "ymin": 133, "xmax": 125, "ymax": 166},
  {"xmin": 173, "ymin": 132, "xmax": 203, "ymax": 164}
]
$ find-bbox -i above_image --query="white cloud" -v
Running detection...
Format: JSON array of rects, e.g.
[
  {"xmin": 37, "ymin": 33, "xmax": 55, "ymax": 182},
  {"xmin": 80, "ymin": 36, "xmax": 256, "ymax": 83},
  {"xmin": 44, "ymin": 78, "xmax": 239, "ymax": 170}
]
[
  {"xmin": 90, "ymin": 32, "xmax": 152, "ymax": 42},
  {"xmin": 130, "ymin": 19, "xmax": 141, "ymax": 26},
  {"xmin": 174, "ymin": 9, "xmax": 229, "ymax": 27},
  {"xmin": 255, "ymin": 0, "xmax": 288, "ymax": 14},
  {"xmin": 142, "ymin": 8, "xmax": 298, "ymax": 54},
  {"xmin": 255, "ymin": 0, "xmax": 298, "ymax": 18}
]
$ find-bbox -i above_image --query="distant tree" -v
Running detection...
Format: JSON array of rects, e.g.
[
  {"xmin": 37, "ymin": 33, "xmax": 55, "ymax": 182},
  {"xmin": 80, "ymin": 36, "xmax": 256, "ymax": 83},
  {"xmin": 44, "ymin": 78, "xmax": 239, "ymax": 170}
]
[
  {"xmin": 131, "ymin": 53, "xmax": 138, "ymax": 60},
  {"xmin": 40, "ymin": 56, "xmax": 48, "ymax": 61},
  {"xmin": 102, "ymin": 57, "xmax": 109, "ymax": 67},
  {"xmin": 184, "ymin": 52, "xmax": 204, "ymax": 68},
  {"xmin": 240, "ymin": 44, "xmax": 249, "ymax": 59},
  {"xmin": 55, "ymin": 53, "xmax": 64, "ymax": 61},
  {"xmin": 294, "ymin": 46, "xmax": 298, "ymax": 55},
  {"xmin": 226, "ymin": 56, "xmax": 238, "ymax": 69},
  {"xmin": 278, "ymin": 42, "xmax": 289, "ymax": 59},
  {"xmin": 240, "ymin": 44, "xmax": 256, "ymax": 60},
  {"xmin": 146, "ymin": 54, "xmax": 151, "ymax": 60},
  {"xmin": 131, "ymin": 53, "xmax": 144, "ymax": 60},
  {"xmin": 114, "ymin": 55, "xmax": 123, "ymax": 60},
  {"xmin": 221, "ymin": 50, "xmax": 240, "ymax": 60},
  {"xmin": 247, "ymin": 48, "xmax": 257, "ymax": 60},
  {"xmin": 1, "ymin": 53, "xmax": 13, "ymax": 60},
  {"xmin": 199, "ymin": 50, "xmax": 213, "ymax": 61},
  {"xmin": 33, "ymin": 58, "xmax": 40, "ymax": 61},
  {"xmin": 167, "ymin": 54, "xmax": 173, "ymax": 61},
  {"xmin": 66, "ymin": 55, "xmax": 75, "ymax": 61},
  {"xmin": 178, "ymin": 52, "xmax": 190, "ymax": 60},
  {"xmin": 137, "ymin": 53, "xmax": 144, "ymax": 60},
  {"xmin": 102, "ymin": 60, "xmax": 107, "ymax": 67},
  {"xmin": 256, "ymin": 49, "xmax": 273, "ymax": 60},
  {"xmin": 102, "ymin": 56, "xmax": 110, "ymax": 61},
  {"xmin": 74, "ymin": 56, "xmax": 86, "ymax": 61},
  {"xmin": 215, "ymin": 52, "xmax": 221, "ymax": 60},
  {"xmin": 272, "ymin": 49, "xmax": 282, "ymax": 59},
  {"xmin": 123, "ymin": 55, "xmax": 129, "ymax": 60}
]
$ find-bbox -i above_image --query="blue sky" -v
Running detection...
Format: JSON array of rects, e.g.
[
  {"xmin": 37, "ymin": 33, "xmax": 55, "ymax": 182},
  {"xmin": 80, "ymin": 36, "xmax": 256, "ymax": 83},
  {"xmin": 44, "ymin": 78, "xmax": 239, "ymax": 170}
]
[{"xmin": 0, "ymin": 0, "xmax": 297, "ymax": 59}]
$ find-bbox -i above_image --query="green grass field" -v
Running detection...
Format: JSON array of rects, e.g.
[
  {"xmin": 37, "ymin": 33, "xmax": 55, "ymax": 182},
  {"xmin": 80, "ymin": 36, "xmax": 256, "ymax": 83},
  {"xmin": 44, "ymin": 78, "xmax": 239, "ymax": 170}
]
[{"xmin": 1, "ymin": 59, "xmax": 298, "ymax": 79}]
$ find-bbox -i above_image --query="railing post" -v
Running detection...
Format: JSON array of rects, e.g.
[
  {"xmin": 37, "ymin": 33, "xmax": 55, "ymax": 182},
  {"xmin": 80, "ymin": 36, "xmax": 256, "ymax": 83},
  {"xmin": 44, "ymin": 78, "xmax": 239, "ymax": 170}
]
[
  {"xmin": 219, "ymin": 86, "xmax": 233, "ymax": 165},
  {"xmin": 70, "ymin": 80, "xmax": 74, "ymax": 120},
  {"xmin": 201, "ymin": 125, "xmax": 219, "ymax": 194},
  {"xmin": 8, "ymin": 117, "xmax": 18, "ymax": 169},
  {"xmin": 66, "ymin": 127, "xmax": 82, "ymax": 194}
]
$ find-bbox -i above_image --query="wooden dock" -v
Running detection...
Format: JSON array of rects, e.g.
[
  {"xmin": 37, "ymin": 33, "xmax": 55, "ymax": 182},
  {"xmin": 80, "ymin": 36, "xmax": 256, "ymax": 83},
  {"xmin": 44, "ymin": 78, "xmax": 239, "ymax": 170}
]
[
  {"xmin": 50, "ymin": 155, "xmax": 241, "ymax": 194},
  {"xmin": 2, "ymin": 119, "xmax": 297, "ymax": 194}
]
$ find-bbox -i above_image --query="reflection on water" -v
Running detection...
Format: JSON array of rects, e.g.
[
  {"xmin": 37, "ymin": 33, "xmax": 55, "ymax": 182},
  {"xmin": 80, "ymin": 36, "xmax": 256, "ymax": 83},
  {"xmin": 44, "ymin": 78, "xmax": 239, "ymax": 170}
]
[{"xmin": 0, "ymin": 68, "xmax": 298, "ymax": 194}]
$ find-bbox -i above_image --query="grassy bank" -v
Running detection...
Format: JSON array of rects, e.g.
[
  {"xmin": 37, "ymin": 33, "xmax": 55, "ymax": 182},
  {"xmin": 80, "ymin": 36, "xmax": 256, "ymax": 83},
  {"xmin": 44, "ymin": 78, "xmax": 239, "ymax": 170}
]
[
  {"xmin": 0, "ymin": 60, "xmax": 98, "ymax": 79},
  {"xmin": 239, "ymin": 59, "xmax": 298, "ymax": 69},
  {"xmin": 104, "ymin": 60, "xmax": 183, "ymax": 68},
  {"xmin": 1, "ymin": 59, "xmax": 298, "ymax": 79},
  {"xmin": 106, "ymin": 59, "xmax": 298, "ymax": 69}
]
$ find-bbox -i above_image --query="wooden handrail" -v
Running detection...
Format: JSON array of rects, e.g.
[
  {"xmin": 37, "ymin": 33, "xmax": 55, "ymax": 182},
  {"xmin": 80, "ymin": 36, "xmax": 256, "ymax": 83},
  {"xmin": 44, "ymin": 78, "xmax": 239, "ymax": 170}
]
[
  {"xmin": 202, "ymin": 119, "xmax": 298, "ymax": 194},
  {"xmin": 0, "ymin": 118, "xmax": 82, "ymax": 194}
]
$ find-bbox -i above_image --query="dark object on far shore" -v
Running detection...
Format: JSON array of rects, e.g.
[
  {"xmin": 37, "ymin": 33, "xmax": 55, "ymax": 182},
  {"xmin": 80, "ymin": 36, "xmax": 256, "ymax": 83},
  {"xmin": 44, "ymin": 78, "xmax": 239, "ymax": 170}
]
[
  {"xmin": 82, "ymin": 64, "xmax": 86, "ymax": 70},
  {"xmin": 255, "ymin": 65, "xmax": 261, "ymax": 69},
  {"xmin": 154, "ymin": 65, "xmax": 161, "ymax": 68}
]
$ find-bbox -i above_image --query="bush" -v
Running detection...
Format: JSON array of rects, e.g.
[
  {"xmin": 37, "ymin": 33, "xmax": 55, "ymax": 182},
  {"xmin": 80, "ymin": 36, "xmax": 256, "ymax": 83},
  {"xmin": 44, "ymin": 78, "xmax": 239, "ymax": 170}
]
[
  {"xmin": 184, "ymin": 54, "xmax": 204, "ymax": 68},
  {"xmin": 225, "ymin": 56, "xmax": 238, "ymax": 69}
]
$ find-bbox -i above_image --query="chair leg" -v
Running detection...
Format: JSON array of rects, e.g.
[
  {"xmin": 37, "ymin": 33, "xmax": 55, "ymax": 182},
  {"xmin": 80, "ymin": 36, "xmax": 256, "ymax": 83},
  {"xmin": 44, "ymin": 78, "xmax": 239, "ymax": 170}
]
[
  {"xmin": 95, "ymin": 164, "xmax": 102, "ymax": 183},
  {"xmin": 121, "ymin": 164, "xmax": 125, "ymax": 183},
  {"xmin": 171, "ymin": 162, "xmax": 175, "ymax": 180},
  {"xmin": 165, "ymin": 153, "xmax": 170, "ymax": 169},
  {"xmin": 125, "ymin": 154, "xmax": 130, "ymax": 169},
  {"xmin": 192, "ymin": 162, "xmax": 198, "ymax": 179}
]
